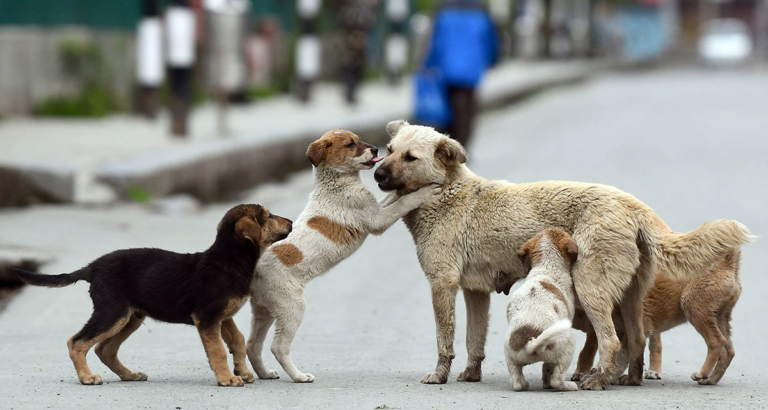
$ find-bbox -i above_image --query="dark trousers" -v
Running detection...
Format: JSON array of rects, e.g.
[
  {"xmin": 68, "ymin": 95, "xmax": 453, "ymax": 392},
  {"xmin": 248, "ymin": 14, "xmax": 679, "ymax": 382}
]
[{"xmin": 438, "ymin": 86, "xmax": 476, "ymax": 148}]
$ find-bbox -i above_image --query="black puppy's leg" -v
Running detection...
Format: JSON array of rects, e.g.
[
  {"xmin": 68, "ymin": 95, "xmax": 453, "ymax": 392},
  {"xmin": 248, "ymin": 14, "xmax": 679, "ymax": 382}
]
[
  {"xmin": 221, "ymin": 318, "xmax": 255, "ymax": 383},
  {"xmin": 95, "ymin": 313, "xmax": 147, "ymax": 381},
  {"xmin": 68, "ymin": 307, "xmax": 132, "ymax": 385},
  {"xmin": 195, "ymin": 318, "xmax": 243, "ymax": 387}
]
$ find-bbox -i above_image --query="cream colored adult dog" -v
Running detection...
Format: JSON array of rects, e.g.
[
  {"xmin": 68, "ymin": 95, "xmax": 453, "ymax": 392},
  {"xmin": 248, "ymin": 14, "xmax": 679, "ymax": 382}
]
[
  {"xmin": 505, "ymin": 228, "xmax": 579, "ymax": 392},
  {"xmin": 246, "ymin": 129, "xmax": 437, "ymax": 383},
  {"xmin": 373, "ymin": 120, "xmax": 753, "ymax": 389}
]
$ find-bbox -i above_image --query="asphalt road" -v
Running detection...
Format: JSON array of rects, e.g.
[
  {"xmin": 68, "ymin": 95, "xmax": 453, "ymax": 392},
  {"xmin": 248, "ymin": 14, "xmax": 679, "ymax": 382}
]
[{"xmin": 1, "ymin": 68, "xmax": 767, "ymax": 409}]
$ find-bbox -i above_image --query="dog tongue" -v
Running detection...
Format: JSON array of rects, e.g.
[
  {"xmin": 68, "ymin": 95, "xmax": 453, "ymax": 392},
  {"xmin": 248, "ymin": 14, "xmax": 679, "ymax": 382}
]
[{"xmin": 372, "ymin": 156, "xmax": 384, "ymax": 163}]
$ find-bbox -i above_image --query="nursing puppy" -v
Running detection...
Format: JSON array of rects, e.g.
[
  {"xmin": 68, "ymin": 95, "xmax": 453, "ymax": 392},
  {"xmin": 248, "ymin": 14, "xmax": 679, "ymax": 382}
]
[
  {"xmin": 374, "ymin": 120, "xmax": 753, "ymax": 389},
  {"xmin": 505, "ymin": 228, "xmax": 578, "ymax": 392},
  {"xmin": 14, "ymin": 204, "xmax": 292, "ymax": 386},
  {"xmin": 246, "ymin": 129, "xmax": 438, "ymax": 383},
  {"xmin": 572, "ymin": 249, "xmax": 742, "ymax": 386}
]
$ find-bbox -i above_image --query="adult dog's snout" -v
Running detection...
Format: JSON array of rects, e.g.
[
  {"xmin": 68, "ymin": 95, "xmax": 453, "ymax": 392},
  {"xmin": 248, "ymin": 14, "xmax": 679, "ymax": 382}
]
[{"xmin": 374, "ymin": 167, "xmax": 388, "ymax": 183}]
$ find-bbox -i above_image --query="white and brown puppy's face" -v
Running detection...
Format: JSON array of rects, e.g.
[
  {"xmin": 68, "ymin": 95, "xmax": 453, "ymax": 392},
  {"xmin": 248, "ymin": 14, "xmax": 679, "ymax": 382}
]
[
  {"xmin": 306, "ymin": 129, "xmax": 382, "ymax": 172},
  {"xmin": 374, "ymin": 120, "xmax": 467, "ymax": 195},
  {"xmin": 517, "ymin": 228, "xmax": 578, "ymax": 275}
]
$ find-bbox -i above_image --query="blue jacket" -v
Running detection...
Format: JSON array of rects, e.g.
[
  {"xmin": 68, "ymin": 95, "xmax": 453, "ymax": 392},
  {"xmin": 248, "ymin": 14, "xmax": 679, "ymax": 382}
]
[{"xmin": 424, "ymin": 0, "xmax": 500, "ymax": 87}]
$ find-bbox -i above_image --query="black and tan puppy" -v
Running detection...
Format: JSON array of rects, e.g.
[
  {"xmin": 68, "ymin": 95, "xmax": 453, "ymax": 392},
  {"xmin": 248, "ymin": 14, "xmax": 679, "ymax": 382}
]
[{"xmin": 15, "ymin": 204, "xmax": 292, "ymax": 387}]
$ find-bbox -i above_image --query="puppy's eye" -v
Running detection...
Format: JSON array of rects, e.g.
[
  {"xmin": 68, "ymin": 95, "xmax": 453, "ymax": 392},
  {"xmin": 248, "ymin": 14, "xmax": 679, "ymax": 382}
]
[
  {"xmin": 346, "ymin": 141, "xmax": 356, "ymax": 147},
  {"xmin": 386, "ymin": 146, "xmax": 392, "ymax": 154},
  {"xmin": 404, "ymin": 153, "xmax": 418, "ymax": 162}
]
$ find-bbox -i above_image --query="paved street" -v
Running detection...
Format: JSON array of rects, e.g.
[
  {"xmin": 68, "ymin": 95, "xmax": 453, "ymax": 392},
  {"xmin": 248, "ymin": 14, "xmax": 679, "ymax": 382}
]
[{"xmin": 1, "ymin": 68, "xmax": 767, "ymax": 409}]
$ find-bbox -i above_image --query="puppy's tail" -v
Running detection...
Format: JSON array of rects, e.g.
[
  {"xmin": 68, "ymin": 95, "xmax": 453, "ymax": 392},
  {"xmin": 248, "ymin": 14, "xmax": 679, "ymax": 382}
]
[
  {"xmin": 638, "ymin": 214, "xmax": 754, "ymax": 281},
  {"xmin": 525, "ymin": 320, "xmax": 572, "ymax": 355},
  {"xmin": 14, "ymin": 267, "xmax": 91, "ymax": 288}
]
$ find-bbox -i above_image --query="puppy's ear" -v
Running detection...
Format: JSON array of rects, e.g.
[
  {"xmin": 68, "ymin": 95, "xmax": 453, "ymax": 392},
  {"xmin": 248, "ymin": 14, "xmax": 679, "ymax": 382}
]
[
  {"xmin": 253, "ymin": 205, "xmax": 269, "ymax": 225},
  {"xmin": 306, "ymin": 139, "xmax": 329, "ymax": 167},
  {"xmin": 386, "ymin": 120, "xmax": 408, "ymax": 137},
  {"xmin": 517, "ymin": 239, "xmax": 534, "ymax": 275},
  {"xmin": 235, "ymin": 216, "xmax": 261, "ymax": 245},
  {"xmin": 435, "ymin": 137, "xmax": 467, "ymax": 166},
  {"xmin": 561, "ymin": 236, "xmax": 578, "ymax": 264}
]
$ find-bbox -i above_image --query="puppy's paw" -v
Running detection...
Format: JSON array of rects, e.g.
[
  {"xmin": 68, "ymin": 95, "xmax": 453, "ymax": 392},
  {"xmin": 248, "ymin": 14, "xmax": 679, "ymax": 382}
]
[
  {"xmin": 512, "ymin": 379, "xmax": 529, "ymax": 391},
  {"xmin": 579, "ymin": 374, "xmax": 607, "ymax": 391},
  {"xmin": 457, "ymin": 367, "xmax": 482, "ymax": 382},
  {"xmin": 292, "ymin": 373, "xmax": 315, "ymax": 383},
  {"xmin": 697, "ymin": 378, "xmax": 718, "ymax": 386},
  {"xmin": 691, "ymin": 372, "xmax": 707, "ymax": 381},
  {"xmin": 257, "ymin": 369, "xmax": 280, "ymax": 380},
  {"xmin": 235, "ymin": 369, "xmax": 255, "ymax": 383},
  {"xmin": 217, "ymin": 375, "xmax": 245, "ymax": 387},
  {"xmin": 120, "ymin": 371, "xmax": 148, "ymax": 382},
  {"xmin": 644, "ymin": 370, "xmax": 661, "ymax": 380},
  {"xmin": 421, "ymin": 372, "xmax": 448, "ymax": 384},
  {"xmin": 80, "ymin": 374, "xmax": 103, "ymax": 385},
  {"xmin": 430, "ymin": 184, "xmax": 443, "ymax": 196},
  {"xmin": 570, "ymin": 372, "xmax": 585, "ymax": 382}
]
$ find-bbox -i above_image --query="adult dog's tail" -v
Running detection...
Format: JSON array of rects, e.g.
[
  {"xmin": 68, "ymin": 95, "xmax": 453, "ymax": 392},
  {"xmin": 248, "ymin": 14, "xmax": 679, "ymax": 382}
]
[
  {"xmin": 525, "ymin": 320, "xmax": 572, "ymax": 355},
  {"xmin": 14, "ymin": 267, "xmax": 91, "ymax": 287},
  {"xmin": 638, "ymin": 214, "xmax": 754, "ymax": 281}
]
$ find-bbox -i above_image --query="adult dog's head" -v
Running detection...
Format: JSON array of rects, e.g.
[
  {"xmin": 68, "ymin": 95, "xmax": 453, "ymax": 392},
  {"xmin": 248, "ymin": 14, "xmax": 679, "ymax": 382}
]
[
  {"xmin": 218, "ymin": 204, "xmax": 293, "ymax": 253},
  {"xmin": 374, "ymin": 120, "xmax": 467, "ymax": 195},
  {"xmin": 306, "ymin": 129, "xmax": 382, "ymax": 172}
]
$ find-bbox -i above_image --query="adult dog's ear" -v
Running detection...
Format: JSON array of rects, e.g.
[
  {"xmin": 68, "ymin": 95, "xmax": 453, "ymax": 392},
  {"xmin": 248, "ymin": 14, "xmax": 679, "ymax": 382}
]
[
  {"xmin": 386, "ymin": 120, "xmax": 408, "ymax": 137},
  {"xmin": 435, "ymin": 137, "xmax": 467, "ymax": 166},
  {"xmin": 517, "ymin": 239, "xmax": 534, "ymax": 275},
  {"xmin": 235, "ymin": 216, "xmax": 261, "ymax": 245},
  {"xmin": 306, "ymin": 139, "xmax": 329, "ymax": 167}
]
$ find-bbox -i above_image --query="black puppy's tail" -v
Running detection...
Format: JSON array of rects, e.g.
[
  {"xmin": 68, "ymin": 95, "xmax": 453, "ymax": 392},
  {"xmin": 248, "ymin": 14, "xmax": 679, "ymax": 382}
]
[{"xmin": 14, "ymin": 267, "xmax": 91, "ymax": 288}]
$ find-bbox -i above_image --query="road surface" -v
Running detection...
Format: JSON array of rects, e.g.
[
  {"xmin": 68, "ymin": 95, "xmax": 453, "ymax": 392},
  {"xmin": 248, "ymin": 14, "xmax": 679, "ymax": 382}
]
[{"xmin": 1, "ymin": 68, "xmax": 766, "ymax": 409}]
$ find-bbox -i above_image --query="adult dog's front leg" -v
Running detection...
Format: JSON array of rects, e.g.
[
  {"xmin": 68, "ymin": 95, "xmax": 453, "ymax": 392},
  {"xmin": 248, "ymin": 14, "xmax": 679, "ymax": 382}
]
[
  {"xmin": 422, "ymin": 274, "xmax": 459, "ymax": 384},
  {"xmin": 457, "ymin": 289, "xmax": 489, "ymax": 382}
]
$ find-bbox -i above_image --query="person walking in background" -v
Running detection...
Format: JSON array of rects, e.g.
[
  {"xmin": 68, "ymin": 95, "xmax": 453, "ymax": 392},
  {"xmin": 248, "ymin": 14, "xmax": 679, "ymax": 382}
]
[
  {"xmin": 422, "ymin": 0, "xmax": 499, "ymax": 148},
  {"xmin": 333, "ymin": 0, "xmax": 379, "ymax": 105}
]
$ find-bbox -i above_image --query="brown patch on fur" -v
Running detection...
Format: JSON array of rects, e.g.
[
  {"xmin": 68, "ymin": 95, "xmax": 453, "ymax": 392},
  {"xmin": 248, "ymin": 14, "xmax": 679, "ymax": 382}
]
[
  {"xmin": 271, "ymin": 243, "xmax": 303, "ymax": 267},
  {"xmin": 509, "ymin": 324, "xmax": 543, "ymax": 351},
  {"xmin": 307, "ymin": 216, "xmax": 362, "ymax": 245},
  {"xmin": 541, "ymin": 281, "xmax": 570, "ymax": 315},
  {"xmin": 542, "ymin": 228, "xmax": 579, "ymax": 263},
  {"xmin": 306, "ymin": 129, "xmax": 371, "ymax": 167},
  {"xmin": 553, "ymin": 304, "xmax": 560, "ymax": 314}
]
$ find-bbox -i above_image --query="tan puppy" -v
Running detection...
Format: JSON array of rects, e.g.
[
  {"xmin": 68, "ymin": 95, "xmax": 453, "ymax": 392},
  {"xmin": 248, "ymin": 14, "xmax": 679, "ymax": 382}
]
[
  {"xmin": 572, "ymin": 249, "xmax": 742, "ymax": 386},
  {"xmin": 246, "ymin": 130, "xmax": 437, "ymax": 383},
  {"xmin": 373, "ymin": 120, "xmax": 753, "ymax": 389},
  {"xmin": 505, "ymin": 229, "xmax": 579, "ymax": 392}
]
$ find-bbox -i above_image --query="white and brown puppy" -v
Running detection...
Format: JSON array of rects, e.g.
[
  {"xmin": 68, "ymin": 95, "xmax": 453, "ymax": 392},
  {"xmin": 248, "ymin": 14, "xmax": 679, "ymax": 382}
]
[
  {"xmin": 246, "ymin": 129, "xmax": 438, "ymax": 383},
  {"xmin": 505, "ymin": 228, "xmax": 579, "ymax": 392},
  {"xmin": 374, "ymin": 120, "xmax": 753, "ymax": 389}
]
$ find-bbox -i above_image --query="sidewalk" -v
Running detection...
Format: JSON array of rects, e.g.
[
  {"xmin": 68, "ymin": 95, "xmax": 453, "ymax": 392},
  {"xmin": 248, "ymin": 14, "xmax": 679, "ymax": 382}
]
[{"xmin": 0, "ymin": 60, "xmax": 604, "ymax": 203}]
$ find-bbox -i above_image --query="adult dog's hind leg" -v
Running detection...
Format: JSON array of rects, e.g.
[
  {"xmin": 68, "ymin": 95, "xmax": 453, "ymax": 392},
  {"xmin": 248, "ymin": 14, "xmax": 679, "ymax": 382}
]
[
  {"xmin": 572, "ymin": 329, "xmax": 598, "ymax": 381},
  {"xmin": 271, "ymin": 298, "xmax": 313, "ymax": 383},
  {"xmin": 247, "ymin": 304, "xmax": 278, "ymax": 379},
  {"xmin": 617, "ymin": 259, "xmax": 654, "ymax": 386},
  {"xmin": 94, "ymin": 313, "xmax": 147, "ymax": 381},
  {"xmin": 221, "ymin": 318, "xmax": 255, "ymax": 383},
  {"xmin": 421, "ymin": 273, "xmax": 460, "ymax": 384},
  {"xmin": 457, "ymin": 289, "xmax": 489, "ymax": 382}
]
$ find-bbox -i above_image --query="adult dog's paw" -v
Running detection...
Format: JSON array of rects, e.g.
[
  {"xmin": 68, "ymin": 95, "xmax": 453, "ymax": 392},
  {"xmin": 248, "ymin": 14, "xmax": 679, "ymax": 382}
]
[
  {"xmin": 457, "ymin": 367, "xmax": 481, "ymax": 382},
  {"xmin": 512, "ymin": 379, "xmax": 529, "ymax": 391},
  {"xmin": 691, "ymin": 372, "xmax": 707, "ymax": 381},
  {"xmin": 579, "ymin": 374, "xmax": 607, "ymax": 391},
  {"xmin": 421, "ymin": 372, "xmax": 448, "ymax": 384},
  {"xmin": 618, "ymin": 374, "xmax": 642, "ymax": 386},
  {"xmin": 570, "ymin": 372, "xmax": 585, "ymax": 382},
  {"xmin": 644, "ymin": 370, "xmax": 661, "ymax": 380},
  {"xmin": 697, "ymin": 378, "xmax": 718, "ymax": 385},
  {"xmin": 120, "ymin": 371, "xmax": 148, "ymax": 381}
]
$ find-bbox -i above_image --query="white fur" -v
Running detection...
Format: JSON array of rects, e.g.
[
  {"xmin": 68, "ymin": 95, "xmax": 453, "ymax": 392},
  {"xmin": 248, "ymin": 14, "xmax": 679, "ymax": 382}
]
[{"xmin": 246, "ymin": 140, "xmax": 437, "ymax": 383}]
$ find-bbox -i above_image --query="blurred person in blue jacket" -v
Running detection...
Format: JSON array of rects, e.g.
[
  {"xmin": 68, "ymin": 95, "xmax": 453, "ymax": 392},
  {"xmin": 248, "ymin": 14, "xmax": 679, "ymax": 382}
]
[{"xmin": 424, "ymin": 0, "xmax": 499, "ymax": 148}]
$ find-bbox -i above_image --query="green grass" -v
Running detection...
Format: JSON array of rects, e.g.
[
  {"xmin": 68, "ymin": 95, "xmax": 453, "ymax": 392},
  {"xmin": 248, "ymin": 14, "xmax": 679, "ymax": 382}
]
[{"xmin": 126, "ymin": 186, "xmax": 151, "ymax": 203}]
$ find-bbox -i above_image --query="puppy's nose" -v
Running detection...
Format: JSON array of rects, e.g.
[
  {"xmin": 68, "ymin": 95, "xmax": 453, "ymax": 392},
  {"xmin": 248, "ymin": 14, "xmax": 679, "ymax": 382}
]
[
  {"xmin": 374, "ymin": 168, "xmax": 388, "ymax": 183},
  {"xmin": 370, "ymin": 147, "xmax": 379, "ymax": 157}
]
